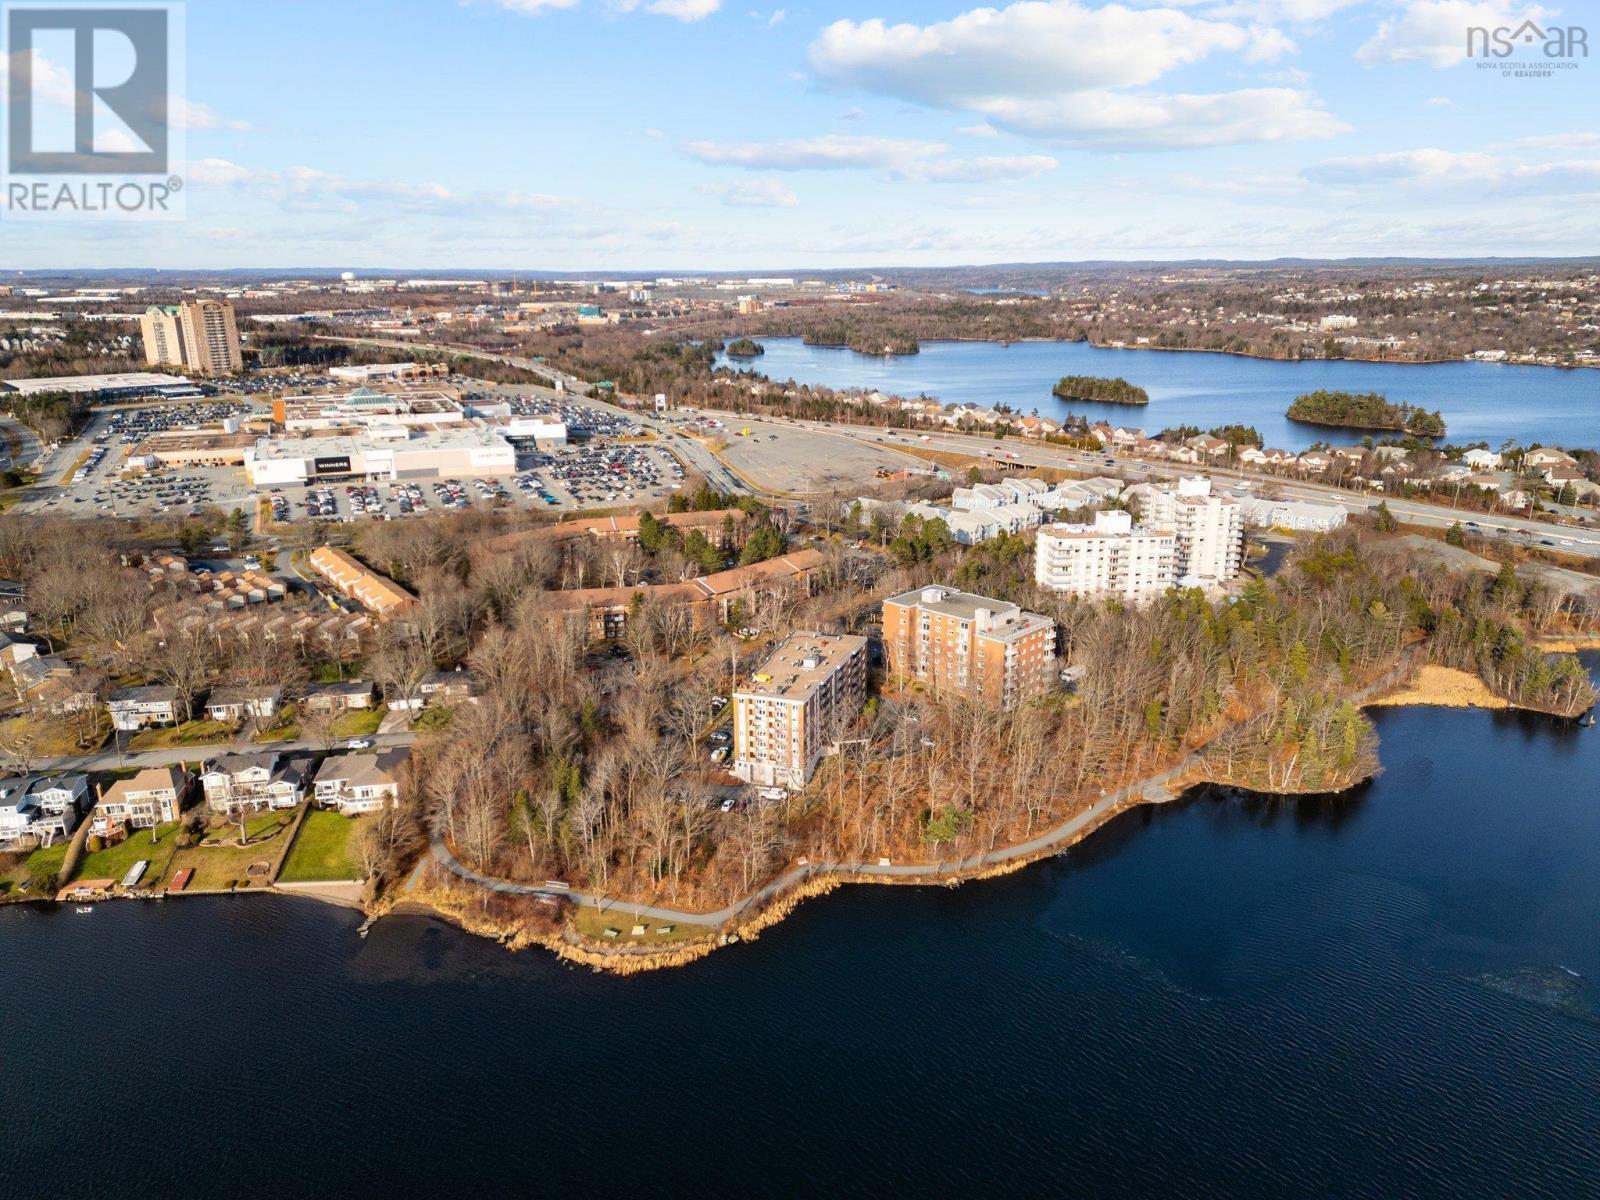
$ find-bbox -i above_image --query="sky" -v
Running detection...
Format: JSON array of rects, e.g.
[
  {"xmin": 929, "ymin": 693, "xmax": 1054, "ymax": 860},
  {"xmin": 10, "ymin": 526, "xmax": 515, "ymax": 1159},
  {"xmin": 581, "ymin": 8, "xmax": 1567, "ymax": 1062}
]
[{"xmin": 2, "ymin": 0, "xmax": 1597, "ymax": 269}]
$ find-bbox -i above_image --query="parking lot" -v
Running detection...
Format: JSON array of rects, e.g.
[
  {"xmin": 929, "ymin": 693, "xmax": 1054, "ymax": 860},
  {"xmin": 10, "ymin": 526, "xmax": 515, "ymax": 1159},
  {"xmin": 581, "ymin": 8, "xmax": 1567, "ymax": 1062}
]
[{"xmin": 22, "ymin": 382, "xmax": 694, "ymax": 522}]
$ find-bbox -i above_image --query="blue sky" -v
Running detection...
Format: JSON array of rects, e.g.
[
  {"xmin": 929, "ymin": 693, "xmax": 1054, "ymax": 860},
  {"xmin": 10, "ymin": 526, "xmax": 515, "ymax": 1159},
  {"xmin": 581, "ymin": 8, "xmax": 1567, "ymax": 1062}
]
[{"xmin": 5, "ymin": 0, "xmax": 1597, "ymax": 268}]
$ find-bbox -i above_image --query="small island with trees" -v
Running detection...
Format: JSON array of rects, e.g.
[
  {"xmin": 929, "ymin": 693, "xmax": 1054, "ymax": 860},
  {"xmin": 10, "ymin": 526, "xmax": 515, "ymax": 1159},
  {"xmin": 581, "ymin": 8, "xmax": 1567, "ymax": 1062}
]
[
  {"xmin": 1051, "ymin": 375, "xmax": 1149, "ymax": 406},
  {"xmin": 1287, "ymin": 390, "xmax": 1447, "ymax": 436},
  {"xmin": 724, "ymin": 337, "xmax": 765, "ymax": 358},
  {"xmin": 802, "ymin": 327, "xmax": 920, "ymax": 356}
]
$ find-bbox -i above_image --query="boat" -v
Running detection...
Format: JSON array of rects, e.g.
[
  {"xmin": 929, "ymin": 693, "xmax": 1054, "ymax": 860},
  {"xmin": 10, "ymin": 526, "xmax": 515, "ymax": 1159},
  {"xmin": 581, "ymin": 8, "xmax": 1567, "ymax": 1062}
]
[{"xmin": 75, "ymin": 905, "xmax": 94, "ymax": 914}]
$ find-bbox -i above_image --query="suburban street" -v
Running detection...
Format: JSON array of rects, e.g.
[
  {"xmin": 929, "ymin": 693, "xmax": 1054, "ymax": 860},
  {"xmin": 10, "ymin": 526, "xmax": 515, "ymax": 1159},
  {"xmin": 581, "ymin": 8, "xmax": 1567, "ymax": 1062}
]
[{"xmin": 29, "ymin": 729, "xmax": 418, "ymax": 775}]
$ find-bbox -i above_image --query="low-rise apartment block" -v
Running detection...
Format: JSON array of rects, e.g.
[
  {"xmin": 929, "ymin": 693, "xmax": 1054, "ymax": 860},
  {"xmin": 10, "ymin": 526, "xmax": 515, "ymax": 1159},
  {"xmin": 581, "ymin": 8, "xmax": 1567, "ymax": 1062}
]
[
  {"xmin": 733, "ymin": 632, "xmax": 868, "ymax": 791},
  {"xmin": 1035, "ymin": 510, "xmax": 1178, "ymax": 603},
  {"xmin": 882, "ymin": 586, "xmax": 1056, "ymax": 710},
  {"xmin": 309, "ymin": 546, "xmax": 417, "ymax": 619}
]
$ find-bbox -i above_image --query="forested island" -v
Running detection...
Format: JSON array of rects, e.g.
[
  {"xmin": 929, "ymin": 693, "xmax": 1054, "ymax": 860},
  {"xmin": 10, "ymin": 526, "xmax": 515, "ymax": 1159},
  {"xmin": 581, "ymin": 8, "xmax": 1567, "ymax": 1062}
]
[
  {"xmin": 802, "ymin": 327, "xmax": 920, "ymax": 356},
  {"xmin": 1051, "ymin": 375, "xmax": 1149, "ymax": 406},
  {"xmin": 1287, "ymin": 390, "xmax": 1447, "ymax": 436},
  {"xmin": 724, "ymin": 337, "xmax": 765, "ymax": 358}
]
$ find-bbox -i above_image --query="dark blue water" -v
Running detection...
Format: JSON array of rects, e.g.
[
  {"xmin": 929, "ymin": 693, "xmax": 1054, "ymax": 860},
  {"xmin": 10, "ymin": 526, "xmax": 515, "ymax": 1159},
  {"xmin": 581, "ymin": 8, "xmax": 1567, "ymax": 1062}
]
[
  {"xmin": 4, "ymin": 695, "xmax": 1600, "ymax": 1198},
  {"xmin": 723, "ymin": 338, "xmax": 1600, "ymax": 453}
]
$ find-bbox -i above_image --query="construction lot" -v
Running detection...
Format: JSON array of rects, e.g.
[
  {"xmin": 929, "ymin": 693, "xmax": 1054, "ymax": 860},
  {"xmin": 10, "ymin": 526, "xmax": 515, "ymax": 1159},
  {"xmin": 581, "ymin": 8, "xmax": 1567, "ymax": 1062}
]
[{"xmin": 696, "ymin": 413, "xmax": 928, "ymax": 495}]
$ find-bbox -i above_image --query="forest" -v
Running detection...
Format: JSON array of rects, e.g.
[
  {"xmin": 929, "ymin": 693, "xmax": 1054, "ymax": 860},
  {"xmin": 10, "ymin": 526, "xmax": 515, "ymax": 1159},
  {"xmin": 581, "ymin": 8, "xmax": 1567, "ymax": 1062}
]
[
  {"xmin": 1287, "ymin": 390, "xmax": 1448, "ymax": 437},
  {"xmin": 1051, "ymin": 375, "xmax": 1149, "ymax": 405}
]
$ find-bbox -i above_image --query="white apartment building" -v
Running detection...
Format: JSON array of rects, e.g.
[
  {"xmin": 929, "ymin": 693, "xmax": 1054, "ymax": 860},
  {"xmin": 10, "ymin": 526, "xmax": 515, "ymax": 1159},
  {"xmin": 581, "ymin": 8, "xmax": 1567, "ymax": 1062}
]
[
  {"xmin": 1138, "ymin": 477, "xmax": 1245, "ymax": 585},
  {"xmin": 1034, "ymin": 510, "xmax": 1177, "ymax": 603},
  {"xmin": 733, "ymin": 632, "xmax": 868, "ymax": 791}
]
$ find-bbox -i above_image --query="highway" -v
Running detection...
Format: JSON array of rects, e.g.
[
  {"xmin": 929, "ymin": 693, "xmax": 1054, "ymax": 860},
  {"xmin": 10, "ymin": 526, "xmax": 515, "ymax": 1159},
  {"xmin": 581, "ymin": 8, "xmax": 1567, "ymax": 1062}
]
[{"xmin": 788, "ymin": 418, "xmax": 1600, "ymax": 562}]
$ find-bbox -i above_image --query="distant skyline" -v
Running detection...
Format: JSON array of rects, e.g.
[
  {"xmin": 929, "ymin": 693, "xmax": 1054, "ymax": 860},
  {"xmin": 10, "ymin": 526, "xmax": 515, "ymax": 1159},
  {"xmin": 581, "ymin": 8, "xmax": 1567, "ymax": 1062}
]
[{"xmin": 5, "ymin": 0, "xmax": 1596, "ymax": 269}]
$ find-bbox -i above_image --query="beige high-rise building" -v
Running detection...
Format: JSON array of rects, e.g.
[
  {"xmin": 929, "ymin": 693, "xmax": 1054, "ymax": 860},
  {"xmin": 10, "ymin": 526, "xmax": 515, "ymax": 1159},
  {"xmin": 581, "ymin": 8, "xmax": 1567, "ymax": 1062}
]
[
  {"xmin": 178, "ymin": 299, "xmax": 243, "ymax": 375},
  {"xmin": 882, "ymin": 585, "xmax": 1056, "ymax": 711},
  {"xmin": 139, "ymin": 305, "xmax": 187, "ymax": 367},
  {"xmin": 733, "ymin": 632, "xmax": 868, "ymax": 791}
]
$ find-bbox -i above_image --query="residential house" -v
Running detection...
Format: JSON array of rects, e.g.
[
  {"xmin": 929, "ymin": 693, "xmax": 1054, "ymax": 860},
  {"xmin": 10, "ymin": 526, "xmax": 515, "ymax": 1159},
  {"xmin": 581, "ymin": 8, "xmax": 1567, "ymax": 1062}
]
[
  {"xmin": 1186, "ymin": 434, "xmax": 1230, "ymax": 461},
  {"xmin": 200, "ymin": 752, "xmax": 308, "ymax": 813},
  {"xmin": 302, "ymin": 679, "xmax": 378, "ymax": 714},
  {"xmin": 107, "ymin": 686, "xmax": 183, "ymax": 731},
  {"xmin": 0, "ymin": 774, "xmax": 88, "ymax": 850},
  {"xmin": 1463, "ymin": 448, "xmax": 1503, "ymax": 470},
  {"xmin": 204, "ymin": 685, "xmax": 284, "ymax": 724},
  {"xmin": 95, "ymin": 766, "xmax": 189, "ymax": 832},
  {"xmin": 1525, "ymin": 447, "xmax": 1576, "ymax": 470},
  {"xmin": 312, "ymin": 748, "xmax": 409, "ymax": 814},
  {"xmin": 402, "ymin": 668, "xmax": 482, "ymax": 709}
]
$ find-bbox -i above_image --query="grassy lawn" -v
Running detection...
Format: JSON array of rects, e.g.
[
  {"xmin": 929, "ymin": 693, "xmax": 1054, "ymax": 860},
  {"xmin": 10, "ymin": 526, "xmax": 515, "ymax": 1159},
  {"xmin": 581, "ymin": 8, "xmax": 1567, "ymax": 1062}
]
[
  {"xmin": 330, "ymin": 705, "xmax": 385, "ymax": 739},
  {"xmin": 571, "ymin": 904, "xmax": 710, "ymax": 945},
  {"xmin": 251, "ymin": 703, "xmax": 301, "ymax": 744},
  {"xmin": 169, "ymin": 810, "xmax": 296, "ymax": 891},
  {"xmin": 278, "ymin": 809, "xmax": 364, "ymax": 883},
  {"xmin": 0, "ymin": 842, "xmax": 71, "ymax": 898},
  {"xmin": 128, "ymin": 719, "xmax": 235, "ymax": 752},
  {"xmin": 411, "ymin": 705, "xmax": 453, "ymax": 732},
  {"xmin": 77, "ymin": 822, "xmax": 182, "ymax": 889},
  {"xmin": 0, "ymin": 712, "xmax": 109, "ymax": 757}
]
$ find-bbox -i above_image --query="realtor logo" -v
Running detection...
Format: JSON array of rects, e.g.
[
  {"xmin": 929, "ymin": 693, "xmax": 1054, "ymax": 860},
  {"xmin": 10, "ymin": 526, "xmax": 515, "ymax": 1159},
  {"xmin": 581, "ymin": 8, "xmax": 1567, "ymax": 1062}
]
[
  {"xmin": 2, "ymin": 2, "xmax": 187, "ymax": 219},
  {"xmin": 1467, "ymin": 20, "xmax": 1587, "ymax": 77}
]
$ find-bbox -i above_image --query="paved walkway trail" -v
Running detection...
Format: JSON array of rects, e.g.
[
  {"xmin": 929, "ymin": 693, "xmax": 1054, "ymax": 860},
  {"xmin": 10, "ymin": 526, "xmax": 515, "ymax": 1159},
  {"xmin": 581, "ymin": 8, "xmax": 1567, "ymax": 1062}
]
[
  {"xmin": 429, "ymin": 761, "xmax": 1187, "ymax": 929},
  {"xmin": 429, "ymin": 654, "xmax": 1424, "ymax": 931}
]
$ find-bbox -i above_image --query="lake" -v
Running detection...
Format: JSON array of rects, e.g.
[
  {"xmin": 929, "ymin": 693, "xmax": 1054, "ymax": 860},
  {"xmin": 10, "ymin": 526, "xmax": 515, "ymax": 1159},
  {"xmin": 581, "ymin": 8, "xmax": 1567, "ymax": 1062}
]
[
  {"xmin": 4, "ymin": 672, "xmax": 1599, "ymax": 1198},
  {"xmin": 720, "ymin": 338, "xmax": 1600, "ymax": 453}
]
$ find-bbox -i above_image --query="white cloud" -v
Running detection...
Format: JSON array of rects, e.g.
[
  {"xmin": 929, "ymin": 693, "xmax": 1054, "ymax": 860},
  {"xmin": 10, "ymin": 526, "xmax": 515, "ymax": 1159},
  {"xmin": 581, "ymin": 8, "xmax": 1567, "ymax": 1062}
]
[
  {"xmin": 700, "ymin": 178, "xmax": 800, "ymax": 206},
  {"xmin": 686, "ymin": 134, "xmax": 947, "ymax": 170},
  {"xmin": 840, "ymin": 106, "xmax": 865, "ymax": 120},
  {"xmin": 1516, "ymin": 131, "xmax": 1600, "ymax": 149},
  {"xmin": 4, "ymin": 50, "xmax": 248, "ymax": 132},
  {"xmin": 809, "ymin": 2, "xmax": 1269, "ymax": 101},
  {"xmin": 805, "ymin": 0, "xmax": 1345, "ymax": 149},
  {"xmin": 896, "ymin": 154, "xmax": 1059, "ymax": 182},
  {"xmin": 643, "ymin": 127, "xmax": 667, "ymax": 138},
  {"xmin": 1355, "ymin": 0, "xmax": 1550, "ymax": 67},
  {"xmin": 1426, "ymin": 95, "xmax": 1459, "ymax": 106},
  {"xmin": 687, "ymin": 133, "xmax": 1059, "ymax": 184},
  {"xmin": 958, "ymin": 122, "xmax": 1001, "ymax": 138},
  {"xmin": 1205, "ymin": 0, "xmax": 1366, "ymax": 20},
  {"xmin": 645, "ymin": 0, "xmax": 721, "ymax": 18},
  {"xmin": 769, "ymin": 8, "xmax": 786, "ymax": 24},
  {"xmin": 172, "ymin": 98, "xmax": 252, "ymax": 132},
  {"xmin": 486, "ymin": 0, "xmax": 580, "ymax": 12},
  {"xmin": 974, "ymin": 87, "xmax": 1348, "ymax": 147},
  {"xmin": 487, "ymin": 0, "xmax": 714, "ymax": 17},
  {"xmin": 187, "ymin": 157, "xmax": 255, "ymax": 185},
  {"xmin": 1303, "ymin": 147, "xmax": 1600, "ymax": 194}
]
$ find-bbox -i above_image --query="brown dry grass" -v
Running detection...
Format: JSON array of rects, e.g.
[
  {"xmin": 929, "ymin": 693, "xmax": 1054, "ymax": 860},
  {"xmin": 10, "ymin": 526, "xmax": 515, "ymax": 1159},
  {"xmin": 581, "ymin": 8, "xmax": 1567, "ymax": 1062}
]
[{"xmin": 1367, "ymin": 665, "xmax": 1510, "ymax": 710}]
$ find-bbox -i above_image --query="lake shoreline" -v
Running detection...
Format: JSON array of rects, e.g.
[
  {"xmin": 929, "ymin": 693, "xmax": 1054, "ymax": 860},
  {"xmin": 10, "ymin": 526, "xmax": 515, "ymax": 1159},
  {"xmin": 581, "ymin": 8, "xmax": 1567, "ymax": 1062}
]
[
  {"xmin": 795, "ymin": 333, "xmax": 1598, "ymax": 372},
  {"xmin": 412, "ymin": 655, "xmax": 1593, "ymax": 975}
]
